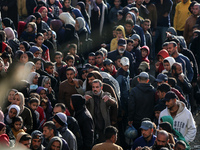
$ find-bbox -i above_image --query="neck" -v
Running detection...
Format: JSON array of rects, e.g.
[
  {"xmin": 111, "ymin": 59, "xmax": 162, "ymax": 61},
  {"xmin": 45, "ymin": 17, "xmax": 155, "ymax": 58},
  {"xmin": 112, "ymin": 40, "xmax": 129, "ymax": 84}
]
[
  {"xmin": 98, "ymin": 63, "xmax": 104, "ymax": 68},
  {"xmin": 172, "ymin": 52, "xmax": 179, "ymax": 58},
  {"xmin": 145, "ymin": 134, "xmax": 152, "ymax": 142},
  {"xmin": 170, "ymin": 104, "xmax": 179, "ymax": 114},
  {"xmin": 105, "ymin": 139, "xmax": 113, "ymax": 143}
]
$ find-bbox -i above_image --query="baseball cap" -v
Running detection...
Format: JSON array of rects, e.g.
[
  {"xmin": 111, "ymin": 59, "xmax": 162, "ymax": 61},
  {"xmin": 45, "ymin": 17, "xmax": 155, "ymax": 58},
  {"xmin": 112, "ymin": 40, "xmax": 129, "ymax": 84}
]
[
  {"xmin": 82, "ymin": 63, "xmax": 92, "ymax": 71},
  {"xmin": 138, "ymin": 72, "xmax": 149, "ymax": 79},
  {"xmin": 163, "ymin": 91, "xmax": 177, "ymax": 102},
  {"xmin": 118, "ymin": 38, "xmax": 127, "ymax": 46},
  {"xmin": 103, "ymin": 59, "xmax": 113, "ymax": 66},
  {"xmin": 138, "ymin": 61, "xmax": 150, "ymax": 71},
  {"xmin": 156, "ymin": 73, "xmax": 168, "ymax": 82},
  {"xmin": 120, "ymin": 57, "xmax": 129, "ymax": 66},
  {"xmin": 140, "ymin": 121, "xmax": 153, "ymax": 130}
]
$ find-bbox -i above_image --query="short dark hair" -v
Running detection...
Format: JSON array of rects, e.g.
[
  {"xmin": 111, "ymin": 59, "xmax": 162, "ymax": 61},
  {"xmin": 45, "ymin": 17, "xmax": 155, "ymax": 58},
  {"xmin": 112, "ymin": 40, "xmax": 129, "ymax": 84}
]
[
  {"xmin": 125, "ymin": 19, "xmax": 134, "ymax": 26},
  {"xmin": 88, "ymin": 52, "xmax": 95, "ymax": 57},
  {"xmin": 54, "ymin": 51, "xmax": 63, "ymax": 57},
  {"xmin": 142, "ymin": 19, "xmax": 151, "ymax": 24},
  {"xmin": 65, "ymin": 55, "xmax": 75, "ymax": 61},
  {"xmin": 171, "ymin": 62, "xmax": 182, "ymax": 72},
  {"xmin": 43, "ymin": 121, "xmax": 56, "ymax": 136},
  {"xmin": 69, "ymin": 43, "xmax": 77, "ymax": 50},
  {"xmin": 44, "ymin": 61, "xmax": 54, "ymax": 69},
  {"xmin": 168, "ymin": 41, "xmax": 177, "ymax": 47},
  {"xmin": 175, "ymin": 140, "xmax": 186, "ymax": 149},
  {"xmin": 157, "ymin": 83, "xmax": 171, "ymax": 93},
  {"xmin": 127, "ymin": 39, "xmax": 134, "ymax": 44},
  {"xmin": 29, "ymin": 97, "xmax": 40, "ymax": 105},
  {"xmin": 54, "ymin": 103, "xmax": 66, "ymax": 112},
  {"xmin": 35, "ymin": 33, "xmax": 44, "ymax": 39},
  {"xmin": 104, "ymin": 126, "xmax": 118, "ymax": 140},
  {"xmin": 66, "ymin": 66, "xmax": 76, "ymax": 73},
  {"xmin": 12, "ymin": 116, "xmax": 23, "ymax": 124},
  {"xmin": 168, "ymin": 77, "xmax": 177, "ymax": 87},
  {"xmin": 95, "ymin": 51, "xmax": 104, "ymax": 57},
  {"xmin": 19, "ymin": 134, "xmax": 32, "ymax": 143}
]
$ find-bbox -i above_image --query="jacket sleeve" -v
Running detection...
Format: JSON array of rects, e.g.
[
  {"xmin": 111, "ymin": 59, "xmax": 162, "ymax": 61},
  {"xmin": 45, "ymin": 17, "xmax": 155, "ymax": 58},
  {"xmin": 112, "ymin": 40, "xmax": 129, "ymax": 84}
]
[
  {"xmin": 184, "ymin": 111, "xmax": 196, "ymax": 142},
  {"xmin": 184, "ymin": 20, "xmax": 190, "ymax": 44},
  {"xmin": 128, "ymin": 89, "xmax": 136, "ymax": 121},
  {"xmin": 184, "ymin": 56, "xmax": 194, "ymax": 82},
  {"xmin": 58, "ymin": 84, "xmax": 65, "ymax": 104}
]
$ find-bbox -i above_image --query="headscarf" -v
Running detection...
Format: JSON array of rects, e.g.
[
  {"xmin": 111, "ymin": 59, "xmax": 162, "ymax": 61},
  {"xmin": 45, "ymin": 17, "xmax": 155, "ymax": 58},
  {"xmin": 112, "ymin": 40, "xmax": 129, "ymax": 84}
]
[
  {"xmin": 76, "ymin": 17, "xmax": 87, "ymax": 32},
  {"xmin": 77, "ymin": 2, "xmax": 89, "ymax": 23},
  {"xmin": 20, "ymin": 41, "xmax": 31, "ymax": 51},
  {"xmin": 26, "ymin": 72, "xmax": 40, "ymax": 84},
  {"xmin": 163, "ymin": 57, "xmax": 176, "ymax": 68},
  {"xmin": 59, "ymin": 12, "xmax": 76, "ymax": 26},
  {"xmin": 2, "ymin": 17, "xmax": 16, "ymax": 30},
  {"xmin": 25, "ymin": 15, "xmax": 36, "ymax": 24},
  {"xmin": 38, "ymin": 75, "xmax": 50, "ymax": 87},
  {"xmin": 4, "ymin": 27, "xmax": 15, "ymax": 41},
  {"xmin": 0, "ymin": 111, "xmax": 4, "ymax": 122},
  {"xmin": 27, "ymin": 22, "xmax": 37, "ymax": 33},
  {"xmin": 50, "ymin": 19, "xmax": 63, "ymax": 32},
  {"xmin": 38, "ymin": 6, "xmax": 48, "ymax": 23},
  {"xmin": 13, "ymin": 92, "xmax": 25, "ymax": 114},
  {"xmin": 36, "ymin": 86, "xmax": 46, "ymax": 94},
  {"xmin": 29, "ymin": 46, "xmax": 41, "ymax": 54},
  {"xmin": 6, "ymin": 104, "xmax": 20, "ymax": 124},
  {"xmin": 24, "ymin": 61, "xmax": 35, "ymax": 75}
]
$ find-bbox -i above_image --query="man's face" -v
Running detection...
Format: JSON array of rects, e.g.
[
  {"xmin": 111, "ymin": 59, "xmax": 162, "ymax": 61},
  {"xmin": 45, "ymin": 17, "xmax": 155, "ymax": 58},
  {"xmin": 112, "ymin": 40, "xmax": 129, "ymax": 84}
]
[
  {"xmin": 141, "ymin": 128, "xmax": 152, "ymax": 139},
  {"xmin": 88, "ymin": 56, "xmax": 96, "ymax": 65},
  {"xmin": 193, "ymin": 5, "xmax": 199, "ymax": 16},
  {"xmin": 142, "ymin": 22, "xmax": 150, "ymax": 31},
  {"xmin": 88, "ymin": 76, "xmax": 96, "ymax": 86},
  {"xmin": 125, "ymin": 24, "xmax": 133, "ymax": 34},
  {"xmin": 121, "ymin": 65, "xmax": 129, "ymax": 72},
  {"xmin": 165, "ymin": 99, "xmax": 175, "ymax": 110},
  {"xmin": 21, "ymin": 140, "xmax": 31, "ymax": 149},
  {"xmin": 105, "ymin": 64, "xmax": 113, "ymax": 73},
  {"xmin": 167, "ymin": 43, "xmax": 176, "ymax": 56},
  {"xmin": 116, "ymin": 31, "xmax": 123, "ymax": 38},
  {"xmin": 114, "ymin": 0, "xmax": 121, "ymax": 7},
  {"xmin": 126, "ymin": 42, "xmax": 134, "ymax": 52},
  {"xmin": 51, "ymin": 141, "xmax": 61, "ymax": 150},
  {"xmin": 95, "ymin": 55, "xmax": 103, "ymax": 65},
  {"xmin": 118, "ymin": 45, "xmax": 126, "ymax": 54},
  {"xmin": 92, "ymin": 82, "xmax": 102, "ymax": 95},
  {"xmin": 43, "ymin": 126, "xmax": 53, "ymax": 140},
  {"xmin": 53, "ymin": 118, "xmax": 62, "ymax": 129},
  {"xmin": 175, "ymin": 144, "xmax": 186, "ymax": 150},
  {"xmin": 155, "ymin": 111, "xmax": 161, "ymax": 119},
  {"xmin": 31, "ymin": 138, "xmax": 42, "ymax": 150},
  {"xmin": 53, "ymin": 106, "xmax": 63, "ymax": 116},
  {"xmin": 156, "ymin": 134, "xmax": 168, "ymax": 147},
  {"xmin": 64, "ymin": 0, "xmax": 70, "ymax": 8},
  {"xmin": 136, "ymin": 0, "xmax": 144, "ymax": 5},
  {"xmin": 157, "ymin": 90, "xmax": 166, "ymax": 99},
  {"xmin": 175, "ymin": 64, "xmax": 182, "ymax": 75},
  {"xmin": 66, "ymin": 70, "xmax": 75, "ymax": 82},
  {"xmin": 127, "ymin": 0, "xmax": 134, "ymax": 4}
]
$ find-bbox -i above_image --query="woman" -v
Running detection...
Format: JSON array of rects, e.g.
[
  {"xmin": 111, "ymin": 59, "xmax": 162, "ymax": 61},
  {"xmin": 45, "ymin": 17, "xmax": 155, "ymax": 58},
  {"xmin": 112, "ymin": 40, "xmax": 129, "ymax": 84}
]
[
  {"xmin": 26, "ymin": 72, "xmax": 40, "ymax": 92},
  {"xmin": 38, "ymin": 6, "xmax": 52, "ymax": 26}
]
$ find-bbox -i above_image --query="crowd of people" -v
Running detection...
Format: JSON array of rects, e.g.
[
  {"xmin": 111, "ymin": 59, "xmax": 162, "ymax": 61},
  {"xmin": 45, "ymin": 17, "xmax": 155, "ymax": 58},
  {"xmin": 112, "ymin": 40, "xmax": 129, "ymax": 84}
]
[{"xmin": 0, "ymin": 0, "xmax": 199, "ymax": 149}]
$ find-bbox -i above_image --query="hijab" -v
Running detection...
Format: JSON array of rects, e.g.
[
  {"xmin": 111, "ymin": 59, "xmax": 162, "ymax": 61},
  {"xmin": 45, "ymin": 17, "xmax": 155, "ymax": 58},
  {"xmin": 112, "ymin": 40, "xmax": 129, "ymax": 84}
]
[
  {"xmin": 59, "ymin": 12, "xmax": 76, "ymax": 26},
  {"xmin": 50, "ymin": 19, "xmax": 63, "ymax": 32},
  {"xmin": 4, "ymin": 27, "xmax": 15, "ymax": 41},
  {"xmin": 38, "ymin": 6, "xmax": 48, "ymax": 23}
]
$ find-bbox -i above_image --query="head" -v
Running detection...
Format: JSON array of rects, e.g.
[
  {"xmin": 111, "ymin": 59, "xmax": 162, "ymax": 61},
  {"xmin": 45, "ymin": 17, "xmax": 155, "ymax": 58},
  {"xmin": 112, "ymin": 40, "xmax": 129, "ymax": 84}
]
[
  {"xmin": 53, "ymin": 103, "xmax": 66, "ymax": 116},
  {"xmin": 8, "ymin": 89, "xmax": 18, "ymax": 102},
  {"xmin": 114, "ymin": 0, "xmax": 121, "ymax": 7},
  {"xmin": 8, "ymin": 104, "xmax": 20, "ymax": 119},
  {"xmin": 136, "ymin": 0, "xmax": 144, "ymax": 6},
  {"xmin": 141, "ymin": 19, "xmax": 151, "ymax": 32},
  {"xmin": 103, "ymin": 59, "xmax": 114, "ymax": 74},
  {"xmin": 171, "ymin": 62, "xmax": 183, "ymax": 77},
  {"xmin": 167, "ymin": 41, "xmax": 177, "ymax": 56},
  {"xmin": 154, "ymin": 104, "xmax": 166, "ymax": 119},
  {"xmin": 66, "ymin": 67, "xmax": 76, "ymax": 83},
  {"xmin": 54, "ymin": 51, "xmax": 63, "ymax": 64},
  {"xmin": 65, "ymin": 55, "xmax": 75, "ymax": 67},
  {"xmin": 28, "ymin": 98, "xmax": 40, "ymax": 111},
  {"xmin": 64, "ymin": 0, "xmax": 71, "ymax": 8},
  {"xmin": 27, "ymin": 22, "xmax": 37, "ymax": 33},
  {"xmin": 12, "ymin": 92, "xmax": 24, "ymax": 108},
  {"xmin": 18, "ymin": 133, "xmax": 32, "ymax": 149},
  {"xmin": 118, "ymin": 38, "xmax": 127, "ymax": 54},
  {"xmin": 126, "ymin": 39, "xmax": 134, "ymax": 52},
  {"xmin": 53, "ymin": 112, "xmax": 67, "ymax": 129},
  {"xmin": 31, "ymin": 130, "xmax": 43, "ymax": 150},
  {"xmin": 193, "ymin": 4, "xmax": 200, "ymax": 16},
  {"xmin": 92, "ymin": 79, "xmax": 103, "ymax": 95},
  {"xmin": 43, "ymin": 121, "xmax": 56, "ymax": 140},
  {"xmin": 20, "ymin": 53, "xmax": 29, "ymax": 64},
  {"xmin": 95, "ymin": 51, "xmax": 104, "ymax": 66},
  {"xmin": 164, "ymin": 91, "xmax": 178, "ymax": 110},
  {"xmin": 156, "ymin": 130, "xmax": 169, "ymax": 148},
  {"xmin": 30, "ymin": 46, "xmax": 42, "ymax": 58},
  {"xmin": 45, "ymin": 62, "xmax": 54, "ymax": 75},
  {"xmin": 140, "ymin": 121, "xmax": 154, "ymax": 140},
  {"xmin": 35, "ymin": 33, "xmax": 44, "ymax": 46},
  {"xmin": 120, "ymin": 57, "xmax": 129, "ymax": 72},
  {"xmin": 125, "ymin": 19, "xmax": 134, "ymax": 34},
  {"xmin": 174, "ymin": 140, "xmax": 187, "ymax": 150},
  {"xmin": 70, "ymin": 94, "xmax": 86, "ymax": 111},
  {"xmin": 12, "ymin": 116, "xmax": 23, "ymax": 131},
  {"xmin": 157, "ymin": 83, "xmax": 171, "ymax": 99},
  {"xmin": 131, "ymin": 34, "xmax": 140, "ymax": 47},
  {"xmin": 69, "ymin": 44, "xmax": 77, "ymax": 56},
  {"xmin": 137, "ymin": 72, "xmax": 149, "ymax": 83},
  {"xmin": 156, "ymin": 73, "xmax": 168, "ymax": 86},
  {"xmin": 141, "ymin": 46, "xmax": 150, "ymax": 58},
  {"xmin": 105, "ymin": 126, "xmax": 118, "ymax": 143},
  {"xmin": 88, "ymin": 52, "xmax": 96, "ymax": 65},
  {"xmin": 0, "ymin": 122, "xmax": 6, "ymax": 135}
]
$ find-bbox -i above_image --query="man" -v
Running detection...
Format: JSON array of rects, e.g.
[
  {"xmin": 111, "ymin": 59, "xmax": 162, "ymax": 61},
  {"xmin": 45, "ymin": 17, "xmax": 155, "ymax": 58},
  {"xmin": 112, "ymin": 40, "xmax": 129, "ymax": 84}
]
[
  {"xmin": 88, "ymin": 52, "xmax": 96, "ymax": 65},
  {"xmin": 58, "ymin": 67, "xmax": 83, "ymax": 114},
  {"xmin": 70, "ymin": 94, "xmax": 94, "ymax": 150},
  {"xmin": 184, "ymin": 3, "xmax": 200, "ymax": 44},
  {"xmin": 95, "ymin": 50, "xmax": 104, "ymax": 69},
  {"xmin": 107, "ymin": 38, "xmax": 134, "ymax": 77},
  {"xmin": 128, "ymin": 72, "xmax": 155, "ymax": 132},
  {"xmin": 174, "ymin": 140, "xmax": 187, "ymax": 150},
  {"xmin": 30, "ymin": 130, "xmax": 45, "ymax": 150},
  {"xmin": 133, "ymin": 0, "xmax": 149, "ymax": 19},
  {"xmin": 159, "ymin": 91, "xmax": 196, "ymax": 142},
  {"xmin": 171, "ymin": 63, "xmax": 192, "ymax": 95},
  {"xmin": 92, "ymin": 126, "xmax": 123, "ymax": 150},
  {"xmin": 125, "ymin": 19, "xmax": 136, "ymax": 38},
  {"xmin": 173, "ymin": 0, "xmax": 191, "ymax": 36},
  {"xmin": 102, "ymin": 59, "xmax": 117, "ymax": 78},
  {"xmin": 167, "ymin": 41, "xmax": 193, "ymax": 82},
  {"xmin": 42, "ymin": 121, "xmax": 69, "ymax": 149},
  {"xmin": 53, "ymin": 112, "xmax": 77, "ymax": 150},
  {"xmin": 52, "ymin": 103, "xmax": 83, "ymax": 150},
  {"xmin": 85, "ymin": 79, "xmax": 117, "ymax": 143},
  {"xmin": 151, "ymin": 130, "xmax": 174, "ymax": 150},
  {"xmin": 132, "ymin": 120, "xmax": 156, "ymax": 150},
  {"xmin": 16, "ymin": 133, "xmax": 32, "ymax": 149}
]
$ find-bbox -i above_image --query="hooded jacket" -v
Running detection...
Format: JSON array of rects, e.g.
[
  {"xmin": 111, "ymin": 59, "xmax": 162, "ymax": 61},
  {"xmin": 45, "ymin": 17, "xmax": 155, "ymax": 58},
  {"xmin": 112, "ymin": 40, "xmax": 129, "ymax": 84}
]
[
  {"xmin": 110, "ymin": 25, "xmax": 127, "ymax": 51},
  {"xmin": 128, "ymin": 83, "xmax": 156, "ymax": 124},
  {"xmin": 45, "ymin": 136, "xmax": 63, "ymax": 150},
  {"xmin": 157, "ymin": 49, "xmax": 169, "ymax": 73},
  {"xmin": 141, "ymin": 46, "xmax": 150, "ymax": 63},
  {"xmin": 159, "ymin": 101, "xmax": 196, "ymax": 142},
  {"xmin": 71, "ymin": 94, "xmax": 94, "ymax": 150}
]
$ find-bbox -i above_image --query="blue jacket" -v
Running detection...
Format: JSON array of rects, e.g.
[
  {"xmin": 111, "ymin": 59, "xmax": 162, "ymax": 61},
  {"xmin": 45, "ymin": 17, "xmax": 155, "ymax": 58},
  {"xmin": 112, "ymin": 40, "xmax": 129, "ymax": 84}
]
[{"xmin": 132, "ymin": 135, "xmax": 156, "ymax": 150}]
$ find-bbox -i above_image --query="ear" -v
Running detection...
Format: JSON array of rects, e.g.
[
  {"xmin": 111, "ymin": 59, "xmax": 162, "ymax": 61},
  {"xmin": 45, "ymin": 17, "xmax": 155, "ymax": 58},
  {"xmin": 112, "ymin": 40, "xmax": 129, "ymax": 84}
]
[
  {"xmin": 146, "ymin": 79, "xmax": 150, "ymax": 83},
  {"xmin": 137, "ymin": 77, "xmax": 140, "ymax": 82},
  {"xmin": 101, "ymin": 86, "xmax": 103, "ymax": 90}
]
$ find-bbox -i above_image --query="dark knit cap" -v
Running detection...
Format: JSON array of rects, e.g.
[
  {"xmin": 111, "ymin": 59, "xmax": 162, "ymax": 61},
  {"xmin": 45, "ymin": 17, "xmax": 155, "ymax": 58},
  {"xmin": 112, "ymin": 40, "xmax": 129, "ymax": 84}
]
[{"xmin": 71, "ymin": 94, "xmax": 86, "ymax": 111}]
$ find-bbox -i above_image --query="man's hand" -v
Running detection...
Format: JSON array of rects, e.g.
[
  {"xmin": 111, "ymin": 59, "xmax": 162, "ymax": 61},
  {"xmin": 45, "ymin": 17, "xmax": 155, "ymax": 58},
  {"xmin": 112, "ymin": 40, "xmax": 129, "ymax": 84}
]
[
  {"xmin": 54, "ymin": 71, "xmax": 59, "ymax": 77},
  {"xmin": 102, "ymin": 95, "xmax": 110, "ymax": 102},
  {"xmin": 178, "ymin": 74, "xmax": 184, "ymax": 82},
  {"xmin": 73, "ymin": 79, "xmax": 80, "ymax": 88},
  {"xmin": 84, "ymin": 95, "xmax": 92, "ymax": 101},
  {"xmin": 128, "ymin": 121, "xmax": 133, "ymax": 127}
]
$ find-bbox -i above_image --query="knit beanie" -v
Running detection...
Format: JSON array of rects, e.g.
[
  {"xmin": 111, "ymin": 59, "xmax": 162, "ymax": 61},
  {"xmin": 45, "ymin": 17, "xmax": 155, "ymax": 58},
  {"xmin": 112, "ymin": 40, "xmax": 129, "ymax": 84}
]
[
  {"xmin": 53, "ymin": 112, "xmax": 67, "ymax": 126},
  {"xmin": 71, "ymin": 94, "xmax": 86, "ymax": 111}
]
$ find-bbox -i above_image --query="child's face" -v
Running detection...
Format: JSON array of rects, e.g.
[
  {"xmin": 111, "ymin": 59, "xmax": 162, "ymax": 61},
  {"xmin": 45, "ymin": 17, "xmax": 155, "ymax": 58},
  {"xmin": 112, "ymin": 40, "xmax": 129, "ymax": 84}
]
[
  {"xmin": 0, "ymin": 127, "xmax": 6, "ymax": 135},
  {"xmin": 35, "ymin": 60, "xmax": 42, "ymax": 70},
  {"xmin": 69, "ymin": 48, "xmax": 76, "ymax": 56},
  {"xmin": 55, "ymin": 55, "xmax": 62, "ymax": 63},
  {"xmin": 158, "ymin": 55, "xmax": 164, "ymax": 63},
  {"xmin": 116, "ymin": 31, "xmax": 123, "ymax": 38},
  {"xmin": 155, "ymin": 111, "xmax": 161, "ymax": 119},
  {"xmin": 141, "ymin": 49, "xmax": 148, "ymax": 58},
  {"xmin": 64, "ymin": 0, "xmax": 71, "ymax": 8},
  {"xmin": 44, "ymin": 80, "xmax": 51, "ymax": 88},
  {"xmin": 27, "ymin": 25, "xmax": 34, "ymax": 33},
  {"xmin": 126, "ymin": 42, "xmax": 134, "ymax": 52},
  {"xmin": 48, "ymin": 31, "xmax": 52, "ymax": 39},
  {"xmin": 8, "ymin": 90, "xmax": 16, "ymax": 102},
  {"xmin": 40, "ymin": 102, "xmax": 47, "ymax": 110},
  {"xmin": 9, "ymin": 108, "xmax": 17, "ymax": 118},
  {"xmin": 12, "ymin": 95, "xmax": 21, "ymax": 106},
  {"xmin": 20, "ymin": 53, "xmax": 29, "ymax": 64},
  {"xmin": 33, "ymin": 74, "xmax": 39, "ymax": 85},
  {"xmin": 43, "ymin": 32, "xmax": 48, "ymax": 40},
  {"xmin": 117, "ymin": 14, "xmax": 123, "ymax": 21},
  {"xmin": 66, "ymin": 59, "xmax": 74, "ymax": 67},
  {"xmin": 142, "ymin": 22, "xmax": 150, "ymax": 31},
  {"xmin": 164, "ymin": 62, "xmax": 170, "ymax": 71},
  {"xmin": 133, "ymin": 39, "xmax": 139, "ymax": 47},
  {"xmin": 40, "ymin": 89, "xmax": 47, "ymax": 99},
  {"xmin": 113, "ymin": 30, "xmax": 117, "ymax": 38},
  {"xmin": 35, "ymin": 36, "xmax": 44, "ymax": 46},
  {"xmin": 115, "ymin": 59, "xmax": 121, "ymax": 68},
  {"xmin": 41, "ymin": 9, "xmax": 47, "ymax": 18},
  {"xmin": 14, "ymin": 121, "xmax": 22, "ymax": 131},
  {"xmin": 30, "ymin": 102, "xmax": 39, "ymax": 111},
  {"xmin": 46, "ymin": 66, "xmax": 54, "ymax": 74},
  {"xmin": 19, "ymin": 44, "xmax": 26, "ymax": 52},
  {"xmin": 114, "ymin": 0, "xmax": 121, "ymax": 7}
]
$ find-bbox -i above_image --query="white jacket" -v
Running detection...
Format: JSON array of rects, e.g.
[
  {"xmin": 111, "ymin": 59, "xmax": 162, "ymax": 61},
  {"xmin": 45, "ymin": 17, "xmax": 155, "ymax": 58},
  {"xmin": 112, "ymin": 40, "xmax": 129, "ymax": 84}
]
[{"xmin": 159, "ymin": 101, "xmax": 196, "ymax": 142}]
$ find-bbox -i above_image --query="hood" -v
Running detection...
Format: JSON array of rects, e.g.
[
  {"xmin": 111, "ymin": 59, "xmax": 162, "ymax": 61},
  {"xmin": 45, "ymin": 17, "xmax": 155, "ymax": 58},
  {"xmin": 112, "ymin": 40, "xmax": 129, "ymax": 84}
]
[
  {"xmin": 50, "ymin": 19, "xmax": 63, "ymax": 33},
  {"xmin": 163, "ymin": 56, "xmax": 176, "ymax": 67},
  {"xmin": 2, "ymin": 17, "xmax": 15, "ymax": 30},
  {"xmin": 36, "ymin": 86, "xmax": 46, "ymax": 94},
  {"xmin": 46, "ymin": 136, "xmax": 63, "ymax": 150},
  {"xmin": 116, "ymin": 25, "xmax": 126, "ymax": 39},
  {"xmin": 176, "ymin": 100, "xmax": 186, "ymax": 115},
  {"xmin": 59, "ymin": 12, "xmax": 75, "ymax": 26},
  {"xmin": 38, "ymin": 75, "xmax": 50, "ymax": 87},
  {"xmin": 141, "ymin": 45, "xmax": 150, "ymax": 56},
  {"xmin": 136, "ymin": 83, "xmax": 154, "ymax": 92},
  {"xmin": 76, "ymin": 17, "xmax": 87, "ymax": 32},
  {"xmin": 157, "ymin": 49, "xmax": 169, "ymax": 59},
  {"xmin": 71, "ymin": 94, "xmax": 86, "ymax": 111},
  {"xmin": 72, "ymin": 8, "xmax": 84, "ymax": 18},
  {"xmin": 161, "ymin": 115, "xmax": 174, "ymax": 128},
  {"xmin": 26, "ymin": 72, "xmax": 40, "ymax": 85},
  {"xmin": 126, "ymin": 12, "xmax": 136, "ymax": 25},
  {"xmin": 20, "ymin": 41, "xmax": 30, "ymax": 51},
  {"xmin": 167, "ymin": 27, "xmax": 177, "ymax": 36},
  {"xmin": 4, "ymin": 27, "xmax": 15, "ymax": 41}
]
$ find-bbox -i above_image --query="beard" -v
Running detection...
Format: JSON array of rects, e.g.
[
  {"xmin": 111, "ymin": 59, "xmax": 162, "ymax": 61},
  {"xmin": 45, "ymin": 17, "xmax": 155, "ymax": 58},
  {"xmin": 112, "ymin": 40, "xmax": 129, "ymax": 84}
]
[{"xmin": 92, "ymin": 90, "xmax": 101, "ymax": 96}]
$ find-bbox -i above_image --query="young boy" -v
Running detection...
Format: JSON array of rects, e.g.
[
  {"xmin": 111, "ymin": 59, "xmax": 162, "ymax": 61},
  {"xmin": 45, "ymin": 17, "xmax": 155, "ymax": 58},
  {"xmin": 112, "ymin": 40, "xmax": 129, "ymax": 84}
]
[
  {"xmin": 109, "ymin": 0, "xmax": 123, "ymax": 25},
  {"xmin": 140, "ymin": 45, "xmax": 150, "ymax": 64},
  {"xmin": 68, "ymin": 44, "xmax": 82, "ymax": 69},
  {"xmin": 162, "ymin": 56, "xmax": 176, "ymax": 75},
  {"xmin": 141, "ymin": 19, "xmax": 153, "ymax": 60},
  {"xmin": 54, "ymin": 51, "xmax": 66, "ymax": 72},
  {"xmin": 65, "ymin": 55, "xmax": 75, "ymax": 67},
  {"xmin": 126, "ymin": 39, "xmax": 134, "ymax": 53},
  {"xmin": 45, "ymin": 62, "xmax": 55, "ymax": 76}
]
